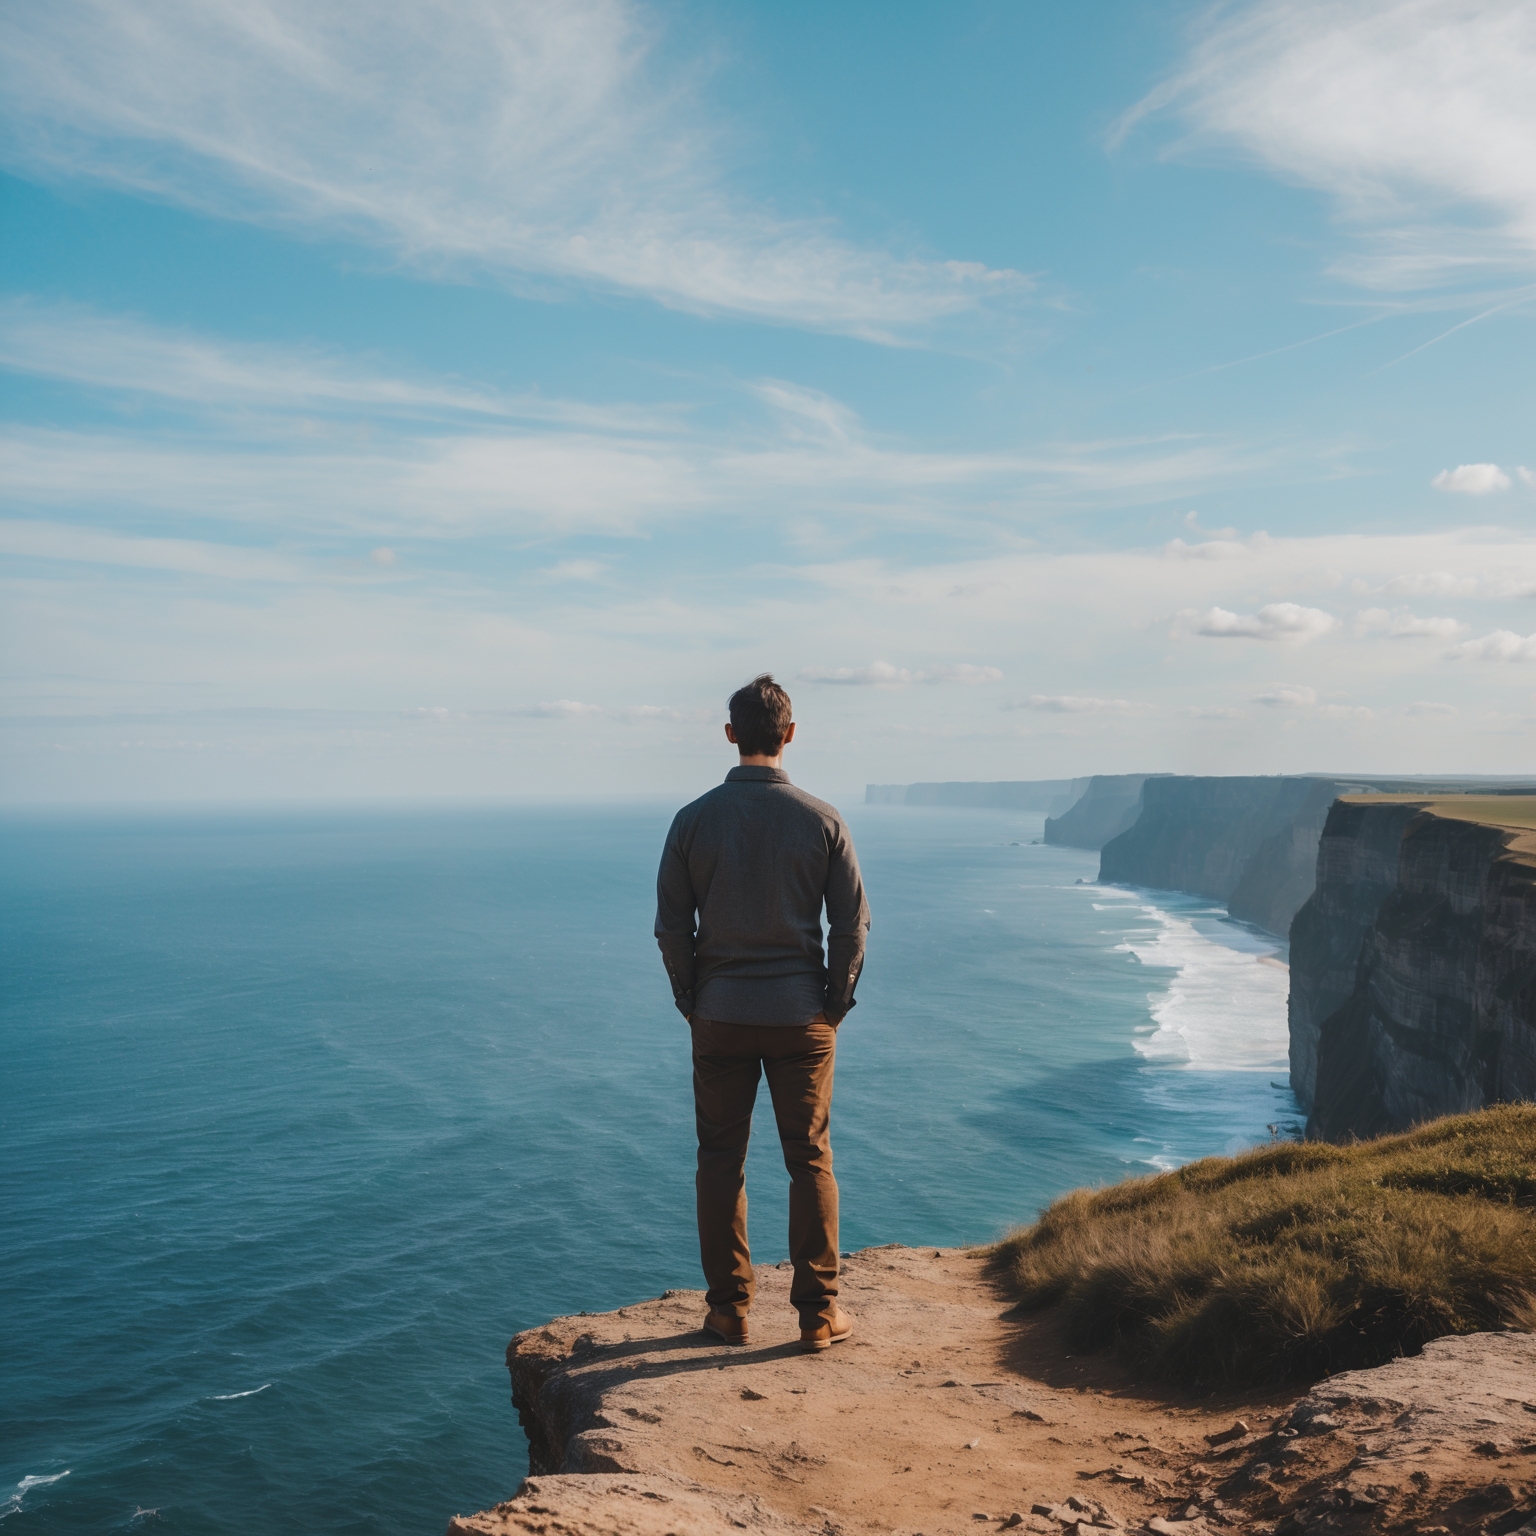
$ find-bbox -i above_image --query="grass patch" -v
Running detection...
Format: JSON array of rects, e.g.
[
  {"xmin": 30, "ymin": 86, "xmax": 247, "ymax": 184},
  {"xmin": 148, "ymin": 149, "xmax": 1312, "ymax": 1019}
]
[{"xmin": 990, "ymin": 1105, "xmax": 1536, "ymax": 1390}]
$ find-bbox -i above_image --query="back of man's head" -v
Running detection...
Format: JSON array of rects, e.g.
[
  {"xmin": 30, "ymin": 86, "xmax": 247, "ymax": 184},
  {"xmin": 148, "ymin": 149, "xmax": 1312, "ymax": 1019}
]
[{"xmin": 729, "ymin": 674, "xmax": 793, "ymax": 757}]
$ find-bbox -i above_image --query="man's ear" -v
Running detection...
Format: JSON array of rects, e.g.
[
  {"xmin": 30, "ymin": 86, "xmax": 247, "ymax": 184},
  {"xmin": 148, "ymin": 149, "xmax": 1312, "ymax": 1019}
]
[
  {"xmin": 782, "ymin": 722, "xmax": 796, "ymax": 744},
  {"xmin": 724, "ymin": 722, "xmax": 738, "ymax": 745}
]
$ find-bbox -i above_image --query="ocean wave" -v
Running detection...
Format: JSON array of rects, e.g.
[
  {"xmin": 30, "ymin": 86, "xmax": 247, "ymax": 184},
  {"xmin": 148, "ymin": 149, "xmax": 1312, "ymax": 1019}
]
[
  {"xmin": 2, "ymin": 1471, "xmax": 70, "ymax": 1521},
  {"xmin": 1110, "ymin": 895, "xmax": 1290, "ymax": 1074},
  {"xmin": 210, "ymin": 1384, "xmax": 271, "ymax": 1401}
]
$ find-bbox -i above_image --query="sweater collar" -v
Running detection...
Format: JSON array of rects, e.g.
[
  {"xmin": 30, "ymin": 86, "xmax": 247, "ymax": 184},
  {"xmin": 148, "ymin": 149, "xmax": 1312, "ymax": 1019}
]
[{"xmin": 726, "ymin": 765, "xmax": 791, "ymax": 784}]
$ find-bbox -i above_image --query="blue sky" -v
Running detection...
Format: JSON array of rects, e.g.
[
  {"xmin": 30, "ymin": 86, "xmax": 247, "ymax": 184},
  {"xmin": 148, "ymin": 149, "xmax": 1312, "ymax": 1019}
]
[{"xmin": 2, "ymin": 0, "xmax": 1534, "ymax": 804}]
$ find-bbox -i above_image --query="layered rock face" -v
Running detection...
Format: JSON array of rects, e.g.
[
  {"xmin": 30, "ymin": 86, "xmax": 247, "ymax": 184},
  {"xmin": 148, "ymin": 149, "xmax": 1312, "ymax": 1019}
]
[
  {"xmin": 1098, "ymin": 776, "xmax": 1342, "ymax": 934},
  {"xmin": 1287, "ymin": 801, "xmax": 1424, "ymax": 1109},
  {"xmin": 1042, "ymin": 774, "xmax": 1148, "ymax": 851},
  {"xmin": 1294, "ymin": 800, "xmax": 1536, "ymax": 1140}
]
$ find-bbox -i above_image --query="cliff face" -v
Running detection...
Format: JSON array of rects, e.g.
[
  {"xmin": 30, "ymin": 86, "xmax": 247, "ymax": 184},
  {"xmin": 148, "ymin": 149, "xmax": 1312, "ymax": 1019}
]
[
  {"xmin": 1295, "ymin": 800, "xmax": 1536, "ymax": 1141},
  {"xmin": 1097, "ymin": 776, "xmax": 1346, "ymax": 933},
  {"xmin": 1287, "ymin": 800, "xmax": 1423, "ymax": 1109},
  {"xmin": 1042, "ymin": 773, "xmax": 1148, "ymax": 850}
]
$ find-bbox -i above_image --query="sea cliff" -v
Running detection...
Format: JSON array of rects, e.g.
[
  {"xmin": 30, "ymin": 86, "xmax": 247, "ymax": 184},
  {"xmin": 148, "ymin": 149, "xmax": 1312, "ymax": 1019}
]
[
  {"xmin": 1042, "ymin": 774, "xmax": 1147, "ymax": 851},
  {"xmin": 1097, "ymin": 776, "xmax": 1342, "ymax": 935},
  {"xmin": 1293, "ymin": 797, "xmax": 1536, "ymax": 1140}
]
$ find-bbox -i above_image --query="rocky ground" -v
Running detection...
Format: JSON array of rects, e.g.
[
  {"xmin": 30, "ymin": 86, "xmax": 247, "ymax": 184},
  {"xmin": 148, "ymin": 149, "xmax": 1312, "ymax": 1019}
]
[{"xmin": 448, "ymin": 1246, "xmax": 1536, "ymax": 1536}]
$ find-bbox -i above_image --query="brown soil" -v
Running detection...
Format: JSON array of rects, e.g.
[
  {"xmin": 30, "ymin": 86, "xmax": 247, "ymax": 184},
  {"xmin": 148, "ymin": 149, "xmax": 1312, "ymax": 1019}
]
[{"xmin": 450, "ymin": 1246, "xmax": 1536, "ymax": 1536}]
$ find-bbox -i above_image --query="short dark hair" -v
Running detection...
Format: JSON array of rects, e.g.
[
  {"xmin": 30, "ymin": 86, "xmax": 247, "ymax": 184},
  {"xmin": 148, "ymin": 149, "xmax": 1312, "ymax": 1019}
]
[{"xmin": 729, "ymin": 673, "xmax": 793, "ymax": 757}]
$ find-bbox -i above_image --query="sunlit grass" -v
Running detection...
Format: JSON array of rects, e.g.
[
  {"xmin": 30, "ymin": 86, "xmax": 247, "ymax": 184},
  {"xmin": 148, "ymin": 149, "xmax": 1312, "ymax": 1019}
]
[{"xmin": 991, "ymin": 1105, "xmax": 1536, "ymax": 1388}]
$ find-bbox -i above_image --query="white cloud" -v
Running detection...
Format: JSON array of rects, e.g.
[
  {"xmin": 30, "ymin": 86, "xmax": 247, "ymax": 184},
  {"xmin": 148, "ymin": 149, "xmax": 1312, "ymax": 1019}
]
[
  {"xmin": 797, "ymin": 661, "xmax": 1002, "ymax": 687},
  {"xmin": 1378, "ymin": 570, "xmax": 1480, "ymax": 596},
  {"xmin": 510, "ymin": 699, "xmax": 605, "ymax": 718},
  {"xmin": 1407, "ymin": 700, "xmax": 1457, "ymax": 715},
  {"xmin": 1519, "ymin": 466, "xmax": 1536, "ymax": 487},
  {"xmin": 1187, "ymin": 602, "xmax": 1337, "ymax": 642},
  {"xmin": 543, "ymin": 560, "xmax": 607, "ymax": 582},
  {"xmin": 1126, "ymin": 0, "xmax": 1536, "ymax": 288},
  {"xmin": 1007, "ymin": 694, "xmax": 1135, "ymax": 713},
  {"xmin": 1161, "ymin": 537, "xmax": 1249, "ymax": 561},
  {"xmin": 1355, "ymin": 606, "xmax": 1467, "ymax": 639},
  {"xmin": 1254, "ymin": 684, "xmax": 1318, "ymax": 707},
  {"xmin": 1447, "ymin": 629, "xmax": 1536, "ymax": 662},
  {"xmin": 0, "ymin": 518, "xmax": 314, "ymax": 583},
  {"xmin": 1433, "ymin": 463, "xmax": 1511, "ymax": 494},
  {"xmin": 0, "ymin": 2, "xmax": 1024, "ymax": 340}
]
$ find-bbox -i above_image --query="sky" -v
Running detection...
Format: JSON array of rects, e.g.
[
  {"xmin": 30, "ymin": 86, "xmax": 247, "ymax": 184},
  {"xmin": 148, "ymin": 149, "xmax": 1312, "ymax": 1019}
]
[{"xmin": 1, "ymin": 0, "xmax": 1534, "ymax": 806}]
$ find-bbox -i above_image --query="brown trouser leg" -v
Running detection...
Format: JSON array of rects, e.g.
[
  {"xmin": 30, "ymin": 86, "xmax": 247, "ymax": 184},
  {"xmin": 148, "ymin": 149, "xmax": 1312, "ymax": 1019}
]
[{"xmin": 690, "ymin": 1018, "xmax": 840, "ymax": 1327}]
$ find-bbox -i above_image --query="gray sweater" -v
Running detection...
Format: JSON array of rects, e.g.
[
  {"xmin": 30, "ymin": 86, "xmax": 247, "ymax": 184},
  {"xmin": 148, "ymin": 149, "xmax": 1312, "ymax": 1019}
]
[{"xmin": 655, "ymin": 766, "xmax": 871, "ymax": 1025}]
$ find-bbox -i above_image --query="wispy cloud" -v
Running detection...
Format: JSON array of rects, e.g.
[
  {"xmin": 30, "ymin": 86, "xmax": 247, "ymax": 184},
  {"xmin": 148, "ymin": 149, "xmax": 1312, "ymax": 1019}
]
[
  {"xmin": 0, "ymin": 307, "xmax": 1293, "ymax": 537},
  {"xmin": 0, "ymin": 518, "xmax": 315, "ymax": 582},
  {"xmin": 797, "ymin": 661, "xmax": 1002, "ymax": 686},
  {"xmin": 1433, "ymin": 462, "xmax": 1511, "ymax": 494},
  {"xmin": 1005, "ymin": 694, "xmax": 1135, "ymax": 713},
  {"xmin": 1124, "ymin": 0, "xmax": 1536, "ymax": 289},
  {"xmin": 0, "ymin": 298, "xmax": 680, "ymax": 431},
  {"xmin": 1374, "ymin": 570, "xmax": 1481, "ymax": 597},
  {"xmin": 0, "ymin": 1, "xmax": 1024, "ymax": 340},
  {"xmin": 1184, "ymin": 602, "xmax": 1337, "ymax": 642},
  {"xmin": 1254, "ymin": 684, "xmax": 1317, "ymax": 707}
]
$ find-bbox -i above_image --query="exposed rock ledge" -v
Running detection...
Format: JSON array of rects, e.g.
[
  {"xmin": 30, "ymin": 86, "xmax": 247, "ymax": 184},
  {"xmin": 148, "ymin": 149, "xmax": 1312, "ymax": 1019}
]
[{"xmin": 449, "ymin": 1247, "xmax": 1536, "ymax": 1536}]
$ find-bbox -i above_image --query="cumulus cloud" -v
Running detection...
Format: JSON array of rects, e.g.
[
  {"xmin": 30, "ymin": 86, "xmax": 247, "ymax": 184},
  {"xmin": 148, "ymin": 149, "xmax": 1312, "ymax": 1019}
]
[
  {"xmin": 1254, "ymin": 684, "xmax": 1318, "ymax": 707},
  {"xmin": 1433, "ymin": 463, "xmax": 1511, "ymax": 494},
  {"xmin": 1520, "ymin": 466, "xmax": 1536, "ymax": 487},
  {"xmin": 797, "ymin": 661, "xmax": 1003, "ymax": 686},
  {"xmin": 1446, "ymin": 630, "xmax": 1536, "ymax": 662},
  {"xmin": 1124, "ymin": 0, "xmax": 1536, "ymax": 289},
  {"xmin": 1187, "ymin": 602, "xmax": 1337, "ymax": 642},
  {"xmin": 1355, "ymin": 606, "xmax": 1467, "ymax": 639},
  {"xmin": 1407, "ymin": 700, "xmax": 1457, "ymax": 715},
  {"xmin": 0, "ymin": 1, "xmax": 1024, "ymax": 340},
  {"xmin": 1006, "ymin": 694, "xmax": 1135, "ymax": 713}
]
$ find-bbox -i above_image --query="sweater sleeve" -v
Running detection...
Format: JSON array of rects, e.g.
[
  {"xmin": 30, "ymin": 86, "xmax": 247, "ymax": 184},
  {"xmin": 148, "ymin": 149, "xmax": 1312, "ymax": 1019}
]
[
  {"xmin": 653, "ymin": 816, "xmax": 698, "ymax": 1019},
  {"xmin": 822, "ymin": 819, "xmax": 871, "ymax": 1023}
]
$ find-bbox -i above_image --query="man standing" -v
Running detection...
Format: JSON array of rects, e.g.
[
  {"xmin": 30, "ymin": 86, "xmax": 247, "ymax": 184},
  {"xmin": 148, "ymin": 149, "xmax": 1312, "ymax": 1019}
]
[{"xmin": 655, "ymin": 674, "xmax": 870, "ymax": 1352}]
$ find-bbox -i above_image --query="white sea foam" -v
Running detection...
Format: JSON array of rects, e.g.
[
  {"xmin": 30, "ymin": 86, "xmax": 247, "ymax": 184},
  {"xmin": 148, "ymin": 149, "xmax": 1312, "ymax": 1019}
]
[
  {"xmin": 1105, "ymin": 889, "xmax": 1290, "ymax": 1074},
  {"xmin": 210, "ymin": 1383, "xmax": 271, "ymax": 1400},
  {"xmin": 2, "ymin": 1471, "xmax": 70, "ymax": 1520}
]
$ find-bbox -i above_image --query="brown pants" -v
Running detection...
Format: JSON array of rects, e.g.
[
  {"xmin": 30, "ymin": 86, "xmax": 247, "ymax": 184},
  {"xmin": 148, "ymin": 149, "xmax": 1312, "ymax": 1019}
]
[{"xmin": 690, "ymin": 1018, "xmax": 840, "ymax": 1327}]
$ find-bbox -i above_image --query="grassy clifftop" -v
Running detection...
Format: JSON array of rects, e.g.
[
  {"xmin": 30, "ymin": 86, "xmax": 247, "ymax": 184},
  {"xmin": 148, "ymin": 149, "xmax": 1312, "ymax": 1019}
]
[
  {"xmin": 991, "ymin": 1105, "xmax": 1536, "ymax": 1389},
  {"xmin": 1339, "ymin": 792, "xmax": 1536, "ymax": 830}
]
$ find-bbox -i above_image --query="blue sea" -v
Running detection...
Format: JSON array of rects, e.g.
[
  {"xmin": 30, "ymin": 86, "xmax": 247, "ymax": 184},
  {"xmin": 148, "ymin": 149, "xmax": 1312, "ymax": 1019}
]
[{"xmin": 1, "ymin": 803, "xmax": 1299, "ymax": 1534}]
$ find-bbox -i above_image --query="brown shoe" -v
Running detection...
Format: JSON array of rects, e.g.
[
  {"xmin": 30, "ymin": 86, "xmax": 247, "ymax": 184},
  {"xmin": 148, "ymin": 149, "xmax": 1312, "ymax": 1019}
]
[
  {"xmin": 799, "ymin": 1305, "xmax": 853, "ymax": 1352},
  {"xmin": 703, "ymin": 1309, "xmax": 749, "ymax": 1345}
]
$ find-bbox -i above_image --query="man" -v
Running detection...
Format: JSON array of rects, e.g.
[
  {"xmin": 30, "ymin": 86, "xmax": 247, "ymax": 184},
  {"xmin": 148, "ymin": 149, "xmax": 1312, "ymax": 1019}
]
[{"xmin": 655, "ymin": 674, "xmax": 870, "ymax": 1352}]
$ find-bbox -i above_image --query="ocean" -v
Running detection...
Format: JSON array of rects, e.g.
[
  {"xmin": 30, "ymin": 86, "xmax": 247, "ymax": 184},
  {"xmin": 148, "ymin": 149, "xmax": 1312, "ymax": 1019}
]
[{"xmin": 1, "ymin": 802, "xmax": 1299, "ymax": 1534}]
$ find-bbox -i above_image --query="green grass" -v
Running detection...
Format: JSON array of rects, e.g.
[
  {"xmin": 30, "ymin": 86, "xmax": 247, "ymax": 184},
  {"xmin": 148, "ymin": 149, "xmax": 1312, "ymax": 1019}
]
[{"xmin": 990, "ymin": 1105, "xmax": 1536, "ymax": 1390}]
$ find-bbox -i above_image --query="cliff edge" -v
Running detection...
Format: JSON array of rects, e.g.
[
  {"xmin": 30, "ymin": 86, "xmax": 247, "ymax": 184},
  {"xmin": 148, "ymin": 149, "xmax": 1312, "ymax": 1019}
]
[
  {"xmin": 1292, "ymin": 797, "xmax": 1536, "ymax": 1140},
  {"xmin": 452, "ymin": 1247, "xmax": 1536, "ymax": 1535}
]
